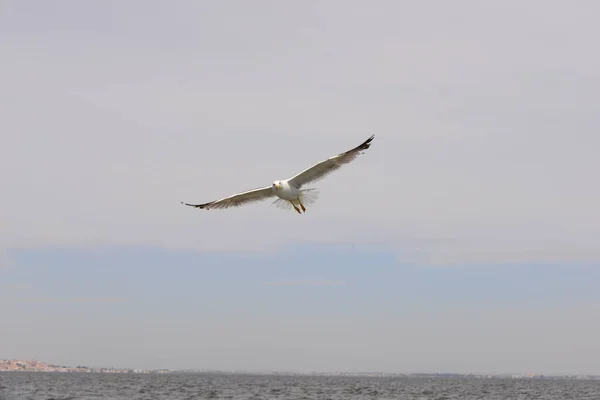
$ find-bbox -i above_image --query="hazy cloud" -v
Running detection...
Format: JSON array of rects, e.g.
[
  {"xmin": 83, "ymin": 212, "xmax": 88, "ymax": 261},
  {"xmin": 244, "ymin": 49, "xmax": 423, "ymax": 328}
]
[
  {"xmin": 416, "ymin": 248, "xmax": 600, "ymax": 266},
  {"xmin": 0, "ymin": 283, "xmax": 33, "ymax": 291},
  {"xmin": 3, "ymin": 1, "xmax": 600, "ymax": 375},
  {"xmin": 0, "ymin": 250, "xmax": 14, "ymax": 270},
  {"xmin": 2, "ymin": 0, "xmax": 599, "ymax": 265},
  {"xmin": 3, "ymin": 243, "xmax": 600, "ymax": 374},
  {"xmin": 264, "ymin": 281, "xmax": 346, "ymax": 286},
  {"xmin": 0, "ymin": 297, "xmax": 128, "ymax": 305}
]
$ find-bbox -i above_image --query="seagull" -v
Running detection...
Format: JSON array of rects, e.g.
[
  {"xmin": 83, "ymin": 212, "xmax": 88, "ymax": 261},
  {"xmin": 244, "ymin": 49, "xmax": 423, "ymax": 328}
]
[{"xmin": 181, "ymin": 134, "xmax": 374, "ymax": 214}]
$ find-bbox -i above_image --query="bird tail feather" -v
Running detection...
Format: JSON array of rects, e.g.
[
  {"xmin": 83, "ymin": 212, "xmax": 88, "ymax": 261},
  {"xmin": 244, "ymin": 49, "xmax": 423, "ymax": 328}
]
[
  {"xmin": 299, "ymin": 188, "xmax": 319, "ymax": 205},
  {"xmin": 271, "ymin": 189, "xmax": 320, "ymax": 211}
]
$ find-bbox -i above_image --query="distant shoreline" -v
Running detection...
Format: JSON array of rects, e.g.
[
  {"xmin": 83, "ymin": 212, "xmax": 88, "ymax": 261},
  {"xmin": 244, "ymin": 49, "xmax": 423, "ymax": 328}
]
[
  {"xmin": 0, "ymin": 359, "xmax": 167, "ymax": 375},
  {"xmin": 2, "ymin": 359, "xmax": 599, "ymax": 380}
]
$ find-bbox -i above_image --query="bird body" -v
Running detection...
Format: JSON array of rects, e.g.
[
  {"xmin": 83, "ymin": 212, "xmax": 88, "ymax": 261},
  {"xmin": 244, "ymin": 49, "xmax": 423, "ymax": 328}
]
[
  {"xmin": 271, "ymin": 180, "xmax": 299, "ymax": 201},
  {"xmin": 181, "ymin": 135, "xmax": 374, "ymax": 214}
]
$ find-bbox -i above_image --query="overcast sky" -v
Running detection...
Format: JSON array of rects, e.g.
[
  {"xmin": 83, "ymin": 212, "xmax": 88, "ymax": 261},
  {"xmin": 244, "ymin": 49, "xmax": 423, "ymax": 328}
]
[{"xmin": 2, "ymin": 0, "xmax": 599, "ymax": 374}]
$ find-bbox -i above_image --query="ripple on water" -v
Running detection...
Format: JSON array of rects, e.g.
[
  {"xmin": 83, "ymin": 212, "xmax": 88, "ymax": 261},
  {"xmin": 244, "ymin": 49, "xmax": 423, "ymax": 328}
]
[{"xmin": 0, "ymin": 373, "xmax": 599, "ymax": 400}]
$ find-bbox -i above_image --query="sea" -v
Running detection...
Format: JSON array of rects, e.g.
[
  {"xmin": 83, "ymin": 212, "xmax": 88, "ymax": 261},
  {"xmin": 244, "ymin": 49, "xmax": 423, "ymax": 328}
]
[{"xmin": 1, "ymin": 372, "xmax": 599, "ymax": 400}]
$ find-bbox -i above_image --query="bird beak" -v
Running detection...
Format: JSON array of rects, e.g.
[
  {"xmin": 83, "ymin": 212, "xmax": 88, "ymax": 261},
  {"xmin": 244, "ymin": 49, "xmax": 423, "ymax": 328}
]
[{"xmin": 275, "ymin": 184, "xmax": 280, "ymax": 190}]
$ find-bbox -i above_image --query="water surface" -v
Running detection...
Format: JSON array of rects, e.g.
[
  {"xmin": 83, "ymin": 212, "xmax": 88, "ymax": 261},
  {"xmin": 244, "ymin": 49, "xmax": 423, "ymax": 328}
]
[{"xmin": 1, "ymin": 372, "xmax": 599, "ymax": 399}]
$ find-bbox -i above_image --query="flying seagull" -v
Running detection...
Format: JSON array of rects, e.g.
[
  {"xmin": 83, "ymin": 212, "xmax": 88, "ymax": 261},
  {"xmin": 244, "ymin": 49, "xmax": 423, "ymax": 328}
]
[{"xmin": 181, "ymin": 134, "xmax": 374, "ymax": 214}]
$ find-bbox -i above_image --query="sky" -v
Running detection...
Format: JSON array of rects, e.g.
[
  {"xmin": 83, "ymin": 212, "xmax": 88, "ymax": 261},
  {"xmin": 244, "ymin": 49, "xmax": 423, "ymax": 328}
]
[{"xmin": 1, "ymin": 0, "xmax": 599, "ymax": 374}]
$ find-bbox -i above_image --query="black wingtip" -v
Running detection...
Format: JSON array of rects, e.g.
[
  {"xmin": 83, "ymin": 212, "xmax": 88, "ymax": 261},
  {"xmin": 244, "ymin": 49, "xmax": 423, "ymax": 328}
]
[
  {"xmin": 181, "ymin": 201, "xmax": 209, "ymax": 209},
  {"xmin": 338, "ymin": 134, "xmax": 375, "ymax": 156},
  {"xmin": 356, "ymin": 134, "xmax": 375, "ymax": 151}
]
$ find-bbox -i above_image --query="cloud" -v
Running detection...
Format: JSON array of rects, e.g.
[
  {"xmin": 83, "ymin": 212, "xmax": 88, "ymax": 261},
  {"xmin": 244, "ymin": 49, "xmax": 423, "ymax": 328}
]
[
  {"xmin": 2, "ymin": 1, "xmax": 600, "ymax": 266},
  {"xmin": 411, "ymin": 248, "xmax": 600, "ymax": 266},
  {"xmin": 0, "ymin": 297, "xmax": 128, "ymax": 305},
  {"xmin": 0, "ymin": 283, "xmax": 33, "ymax": 292},
  {"xmin": 0, "ymin": 250, "xmax": 14, "ymax": 270},
  {"xmin": 264, "ymin": 281, "xmax": 346, "ymax": 286}
]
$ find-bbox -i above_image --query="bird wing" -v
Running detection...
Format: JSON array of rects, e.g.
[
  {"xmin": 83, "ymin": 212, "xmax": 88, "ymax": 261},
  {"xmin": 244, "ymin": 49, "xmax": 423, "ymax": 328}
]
[
  {"xmin": 181, "ymin": 186, "xmax": 275, "ymax": 210},
  {"xmin": 287, "ymin": 135, "xmax": 374, "ymax": 188}
]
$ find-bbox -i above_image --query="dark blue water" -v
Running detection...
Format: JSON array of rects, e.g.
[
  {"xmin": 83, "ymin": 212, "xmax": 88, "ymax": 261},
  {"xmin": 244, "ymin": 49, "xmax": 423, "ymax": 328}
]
[{"xmin": 1, "ymin": 372, "xmax": 599, "ymax": 399}]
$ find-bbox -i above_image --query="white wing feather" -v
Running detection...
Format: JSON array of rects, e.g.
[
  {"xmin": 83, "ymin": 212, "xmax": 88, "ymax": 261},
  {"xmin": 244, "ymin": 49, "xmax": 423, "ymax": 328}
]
[
  {"xmin": 181, "ymin": 135, "xmax": 374, "ymax": 211},
  {"xmin": 181, "ymin": 186, "xmax": 274, "ymax": 210},
  {"xmin": 287, "ymin": 135, "xmax": 374, "ymax": 188}
]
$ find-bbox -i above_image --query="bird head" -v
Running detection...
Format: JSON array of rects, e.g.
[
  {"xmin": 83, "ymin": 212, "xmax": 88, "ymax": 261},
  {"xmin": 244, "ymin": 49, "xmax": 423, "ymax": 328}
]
[{"xmin": 272, "ymin": 181, "xmax": 281, "ymax": 190}]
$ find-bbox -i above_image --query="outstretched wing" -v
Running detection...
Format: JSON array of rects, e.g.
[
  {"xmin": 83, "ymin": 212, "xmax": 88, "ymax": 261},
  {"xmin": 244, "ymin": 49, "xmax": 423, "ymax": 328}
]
[
  {"xmin": 288, "ymin": 135, "xmax": 374, "ymax": 188},
  {"xmin": 181, "ymin": 186, "xmax": 274, "ymax": 210}
]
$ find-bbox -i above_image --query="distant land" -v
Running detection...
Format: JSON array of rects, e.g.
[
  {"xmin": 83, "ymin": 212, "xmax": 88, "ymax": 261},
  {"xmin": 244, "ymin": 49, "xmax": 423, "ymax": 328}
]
[
  {"xmin": 2, "ymin": 359, "xmax": 599, "ymax": 380},
  {"xmin": 0, "ymin": 359, "xmax": 168, "ymax": 374}
]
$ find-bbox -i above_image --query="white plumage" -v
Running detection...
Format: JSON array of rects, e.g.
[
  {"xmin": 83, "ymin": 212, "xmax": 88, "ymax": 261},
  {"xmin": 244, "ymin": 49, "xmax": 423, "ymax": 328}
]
[{"xmin": 181, "ymin": 135, "xmax": 374, "ymax": 214}]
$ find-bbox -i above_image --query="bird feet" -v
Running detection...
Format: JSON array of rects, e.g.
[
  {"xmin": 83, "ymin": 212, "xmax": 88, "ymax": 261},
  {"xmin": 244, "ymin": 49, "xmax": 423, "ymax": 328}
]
[
  {"xmin": 290, "ymin": 200, "xmax": 303, "ymax": 214},
  {"xmin": 297, "ymin": 198, "xmax": 306, "ymax": 213}
]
